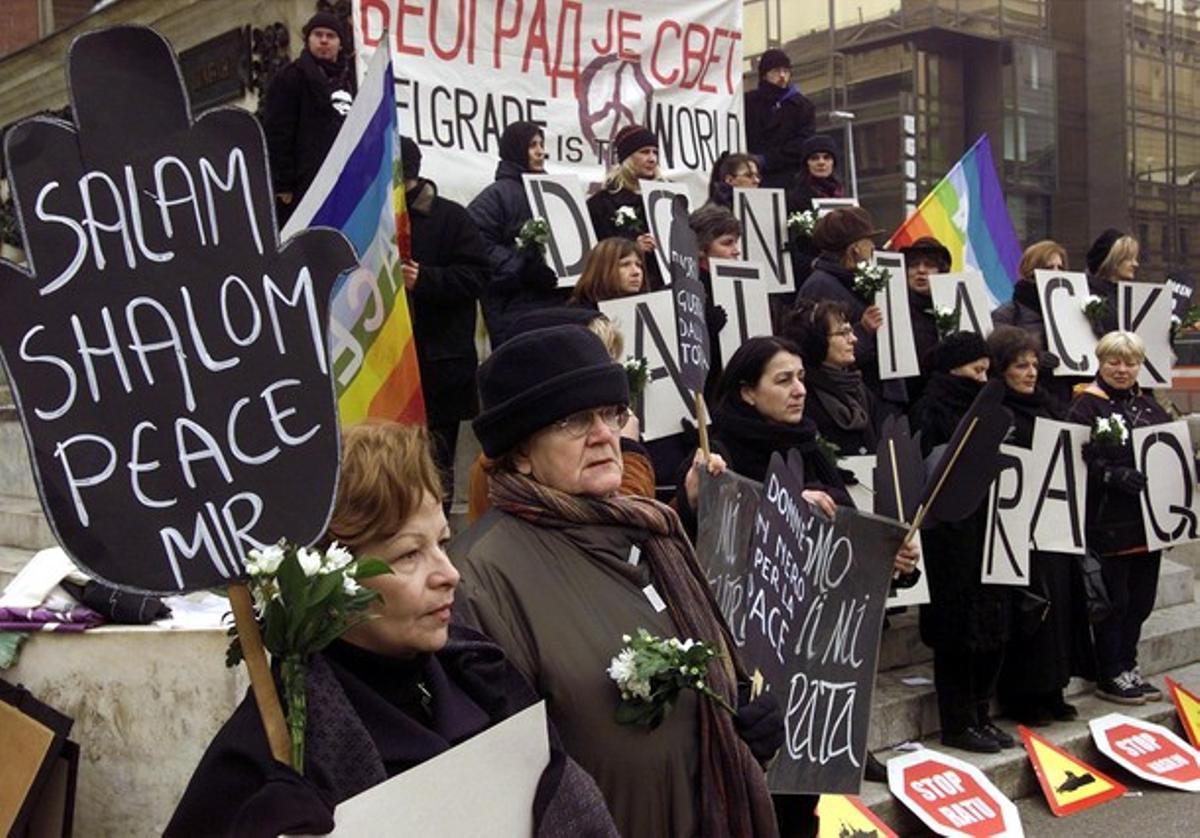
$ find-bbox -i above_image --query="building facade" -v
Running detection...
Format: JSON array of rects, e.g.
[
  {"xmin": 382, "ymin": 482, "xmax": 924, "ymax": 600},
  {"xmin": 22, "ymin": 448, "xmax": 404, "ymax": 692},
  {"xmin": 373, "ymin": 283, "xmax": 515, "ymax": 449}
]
[{"xmin": 744, "ymin": 0, "xmax": 1200, "ymax": 283}]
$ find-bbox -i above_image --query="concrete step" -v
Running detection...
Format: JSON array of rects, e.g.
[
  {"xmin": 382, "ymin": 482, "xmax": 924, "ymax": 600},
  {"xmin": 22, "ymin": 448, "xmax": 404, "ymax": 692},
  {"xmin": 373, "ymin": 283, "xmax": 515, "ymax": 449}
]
[
  {"xmin": 1168, "ymin": 541, "xmax": 1200, "ymax": 577},
  {"xmin": 861, "ymin": 659, "xmax": 1199, "ymax": 834},
  {"xmin": 0, "ymin": 492, "xmax": 55, "ymax": 551},
  {"xmin": 1155, "ymin": 557, "xmax": 1196, "ymax": 608},
  {"xmin": 0, "ymin": 543, "xmax": 35, "ymax": 589},
  {"xmin": 0, "ymin": 417, "xmax": 37, "ymax": 499},
  {"xmin": 867, "ymin": 592, "xmax": 1200, "ymax": 751}
]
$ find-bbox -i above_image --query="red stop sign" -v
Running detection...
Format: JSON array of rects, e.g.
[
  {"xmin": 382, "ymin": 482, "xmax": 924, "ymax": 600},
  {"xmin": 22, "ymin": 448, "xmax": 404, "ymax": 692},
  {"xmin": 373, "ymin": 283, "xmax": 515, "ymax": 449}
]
[
  {"xmin": 1093, "ymin": 717, "xmax": 1200, "ymax": 791},
  {"xmin": 888, "ymin": 750, "xmax": 1021, "ymax": 836}
]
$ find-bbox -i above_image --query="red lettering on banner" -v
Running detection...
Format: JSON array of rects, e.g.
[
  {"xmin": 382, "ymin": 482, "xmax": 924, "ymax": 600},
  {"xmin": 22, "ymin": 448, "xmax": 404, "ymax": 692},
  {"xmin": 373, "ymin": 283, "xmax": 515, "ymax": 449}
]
[
  {"xmin": 550, "ymin": 1, "xmax": 582, "ymax": 98},
  {"xmin": 723, "ymin": 29, "xmax": 742, "ymax": 95},
  {"xmin": 651, "ymin": 20, "xmax": 681, "ymax": 86},
  {"xmin": 522, "ymin": 0, "xmax": 551, "ymax": 75},
  {"xmin": 493, "ymin": 0, "xmax": 522, "ymax": 70},
  {"xmin": 358, "ymin": 0, "xmax": 390, "ymax": 48},
  {"xmin": 396, "ymin": 0, "xmax": 426, "ymax": 57},
  {"xmin": 428, "ymin": 0, "xmax": 466, "ymax": 61},
  {"xmin": 617, "ymin": 11, "xmax": 642, "ymax": 60},
  {"xmin": 681, "ymin": 24, "xmax": 711, "ymax": 90}
]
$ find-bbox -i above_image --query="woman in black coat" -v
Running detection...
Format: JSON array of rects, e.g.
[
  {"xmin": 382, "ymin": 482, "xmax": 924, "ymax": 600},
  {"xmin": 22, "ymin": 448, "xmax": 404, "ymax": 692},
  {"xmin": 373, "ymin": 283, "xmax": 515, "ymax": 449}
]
[
  {"xmin": 988, "ymin": 327, "xmax": 1090, "ymax": 725},
  {"xmin": 1066, "ymin": 330, "xmax": 1170, "ymax": 705},
  {"xmin": 785, "ymin": 134, "xmax": 845, "ymax": 287},
  {"xmin": 781, "ymin": 298, "xmax": 883, "ymax": 457},
  {"xmin": 467, "ymin": 122, "xmax": 567, "ymax": 345},
  {"xmin": 587, "ymin": 125, "xmax": 666, "ymax": 291},
  {"xmin": 910, "ymin": 331, "xmax": 1015, "ymax": 754},
  {"xmin": 898, "ymin": 237, "xmax": 950, "ymax": 406}
]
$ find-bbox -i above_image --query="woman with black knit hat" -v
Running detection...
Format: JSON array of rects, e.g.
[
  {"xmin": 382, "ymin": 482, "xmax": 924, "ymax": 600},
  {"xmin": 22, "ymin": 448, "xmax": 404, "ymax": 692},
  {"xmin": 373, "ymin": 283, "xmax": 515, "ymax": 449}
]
[
  {"xmin": 587, "ymin": 125, "xmax": 666, "ymax": 291},
  {"xmin": 786, "ymin": 134, "xmax": 846, "ymax": 287},
  {"xmin": 1084, "ymin": 228, "xmax": 1139, "ymax": 337},
  {"xmin": 744, "ymin": 48, "xmax": 816, "ymax": 190},
  {"xmin": 909, "ymin": 331, "xmax": 1016, "ymax": 755},
  {"xmin": 468, "ymin": 121, "xmax": 567, "ymax": 345},
  {"xmin": 452, "ymin": 325, "xmax": 781, "ymax": 838},
  {"xmin": 899, "ymin": 236, "xmax": 951, "ymax": 403}
]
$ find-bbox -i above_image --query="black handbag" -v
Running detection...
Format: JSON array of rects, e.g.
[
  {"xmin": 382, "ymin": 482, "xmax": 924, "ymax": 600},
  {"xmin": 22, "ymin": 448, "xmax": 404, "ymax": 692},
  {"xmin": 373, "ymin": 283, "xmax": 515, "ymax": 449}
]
[{"xmin": 1074, "ymin": 548, "xmax": 1114, "ymax": 624}]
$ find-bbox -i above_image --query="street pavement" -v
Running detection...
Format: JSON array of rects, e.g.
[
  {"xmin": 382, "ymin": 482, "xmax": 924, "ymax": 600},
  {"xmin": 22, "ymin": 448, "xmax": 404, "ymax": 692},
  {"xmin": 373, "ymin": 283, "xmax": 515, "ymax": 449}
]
[{"xmin": 1015, "ymin": 774, "xmax": 1200, "ymax": 836}]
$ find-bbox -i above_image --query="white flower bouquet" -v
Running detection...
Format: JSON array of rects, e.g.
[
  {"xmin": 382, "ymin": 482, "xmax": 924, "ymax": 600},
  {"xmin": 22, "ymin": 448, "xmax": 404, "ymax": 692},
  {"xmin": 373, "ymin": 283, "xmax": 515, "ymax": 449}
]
[
  {"xmin": 515, "ymin": 217, "xmax": 551, "ymax": 254},
  {"xmin": 1082, "ymin": 294, "xmax": 1110, "ymax": 322},
  {"xmin": 930, "ymin": 304, "xmax": 959, "ymax": 337},
  {"xmin": 226, "ymin": 541, "xmax": 391, "ymax": 771},
  {"xmin": 607, "ymin": 628, "xmax": 733, "ymax": 729},
  {"xmin": 852, "ymin": 261, "xmax": 890, "ymax": 298},
  {"xmin": 1092, "ymin": 414, "xmax": 1129, "ymax": 447},
  {"xmin": 787, "ymin": 209, "xmax": 817, "ymax": 238},
  {"xmin": 613, "ymin": 205, "xmax": 644, "ymax": 233}
]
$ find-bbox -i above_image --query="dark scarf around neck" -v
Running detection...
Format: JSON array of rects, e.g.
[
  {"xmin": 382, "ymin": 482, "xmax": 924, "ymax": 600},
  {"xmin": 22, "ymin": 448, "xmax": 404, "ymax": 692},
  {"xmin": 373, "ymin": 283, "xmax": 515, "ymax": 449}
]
[{"xmin": 809, "ymin": 364, "xmax": 869, "ymax": 432}]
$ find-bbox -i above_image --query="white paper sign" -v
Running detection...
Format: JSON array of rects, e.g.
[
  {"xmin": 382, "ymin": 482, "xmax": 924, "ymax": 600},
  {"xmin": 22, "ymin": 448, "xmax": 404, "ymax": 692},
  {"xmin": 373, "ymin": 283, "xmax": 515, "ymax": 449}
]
[
  {"xmin": 1028, "ymin": 419, "xmax": 1089, "ymax": 555},
  {"xmin": 1133, "ymin": 420, "xmax": 1200, "ymax": 550},
  {"xmin": 929, "ymin": 271, "xmax": 994, "ymax": 337},
  {"xmin": 1118, "ymin": 281, "xmax": 1173, "ymax": 388},
  {"xmin": 982, "ymin": 445, "xmax": 1034, "ymax": 586},
  {"xmin": 732, "ymin": 187, "xmax": 794, "ymax": 293},
  {"xmin": 840, "ymin": 454, "xmax": 931, "ymax": 607},
  {"xmin": 1035, "ymin": 270, "xmax": 1099, "ymax": 378},
  {"xmin": 887, "ymin": 749, "xmax": 1025, "ymax": 836},
  {"xmin": 1089, "ymin": 712, "xmax": 1200, "ymax": 792},
  {"xmin": 641, "ymin": 182, "xmax": 694, "ymax": 284},
  {"xmin": 328, "ymin": 702, "xmax": 550, "ymax": 835},
  {"xmin": 523, "ymin": 174, "xmax": 597, "ymax": 288},
  {"xmin": 708, "ymin": 263, "xmax": 772, "ymax": 363},
  {"xmin": 600, "ymin": 290, "xmax": 692, "ymax": 441},
  {"xmin": 873, "ymin": 251, "xmax": 921, "ymax": 380},
  {"xmin": 811, "ymin": 197, "xmax": 858, "ymax": 217}
]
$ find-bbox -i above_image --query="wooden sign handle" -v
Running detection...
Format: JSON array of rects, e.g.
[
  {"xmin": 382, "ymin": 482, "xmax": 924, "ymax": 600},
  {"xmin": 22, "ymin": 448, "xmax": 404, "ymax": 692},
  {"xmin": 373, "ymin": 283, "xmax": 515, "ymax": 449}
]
[
  {"xmin": 695, "ymin": 392, "xmax": 710, "ymax": 460},
  {"xmin": 228, "ymin": 584, "xmax": 291, "ymax": 765},
  {"xmin": 904, "ymin": 416, "xmax": 979, "ymax": 542}
]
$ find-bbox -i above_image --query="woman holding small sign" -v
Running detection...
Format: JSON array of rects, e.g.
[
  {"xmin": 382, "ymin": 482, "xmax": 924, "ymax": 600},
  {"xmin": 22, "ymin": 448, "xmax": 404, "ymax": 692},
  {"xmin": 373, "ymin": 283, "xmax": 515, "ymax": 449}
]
[
  {"xmin": 1066, "ymin": 330, "xmax": 1170, "ymax": 705},
  {"xmin": 169, "ymin": 423, "xmax": 615, "ymax": 836},
  {"xmin": 587, "ymin": 125, "xmax": 666, "ymax": 292},
  {"xmin": 988, "ymin": 326, "xmax": 1091, "ymax": 725},
  {"xmin": 910, "ymin": 331, "xmax": 1017, "ymax": 754},
  {"xmin": 453, "ymin": 325, "xmax": 780, "ymax": 838}
]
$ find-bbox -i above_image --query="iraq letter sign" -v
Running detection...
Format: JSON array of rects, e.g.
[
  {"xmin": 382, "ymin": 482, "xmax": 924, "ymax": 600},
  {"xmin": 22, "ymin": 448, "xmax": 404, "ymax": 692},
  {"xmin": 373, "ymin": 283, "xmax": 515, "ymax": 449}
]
[
  {"xmin": 696, "ymin": 454, "xmax": 905, "ymax": 793},
  {"xmin": 1133, "ymin": 420, "xmax": 1200, "ymax": 550},
  {"xmin": 0, "ymin": 27, "xmax": 356, "ymax": 593}
]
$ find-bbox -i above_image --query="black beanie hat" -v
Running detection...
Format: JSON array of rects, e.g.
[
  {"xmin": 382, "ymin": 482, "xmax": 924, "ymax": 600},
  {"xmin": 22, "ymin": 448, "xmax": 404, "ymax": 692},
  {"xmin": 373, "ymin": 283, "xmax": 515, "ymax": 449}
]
[
  {"xmin": 509, "ymin": 306, "xmax": 600, "ymax": 336},
  {"xmin": 303, "ymin": 12, "xmax": 344, "ymax": 41},
  {"xmin": 399, "ymin": 137, "xmax": 422, "ymax": 180},
  {"xmin": 928, "ymin": 330, "xmax": 989, "ymax": 374},
  {"xmin": 1086, "ymin": 228, "xmax": 1124, "ymax": 275},
  {"xmin": 498, "ymin": 121, "xmax": 544, "ymax": 169},
  {"xmin": 800, "ymin": 134, "xmax": 838, "ymax": 165},
  {"xmin": 901, "ymin": 236, "xmax": 952, "ymax": 272},
  {"xmin": 614, "ymin": 125, "xmax": 658, "ymax": 163},
  {"xmin": 758, "ymin": 48, "xmax": 791, "ymax": 78},
  {"xmin": 473, "ymin": 326, "xmax": 630, "ymax": 458}
]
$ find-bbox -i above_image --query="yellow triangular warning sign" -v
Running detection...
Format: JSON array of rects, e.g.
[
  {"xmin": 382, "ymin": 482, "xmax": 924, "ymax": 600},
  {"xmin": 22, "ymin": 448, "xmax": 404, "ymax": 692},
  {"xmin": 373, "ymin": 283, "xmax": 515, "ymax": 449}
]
[
  {"xmin": 1019, "ymin": 725, "xmax": 1126, "ymax": 816},
  {"xmin": 816, "ymin": 794, "xmax": 897, "ymax": 837},
  {"xmin": 1166, "ymin": 677, "xmax": 1200, "ymax": 749}
]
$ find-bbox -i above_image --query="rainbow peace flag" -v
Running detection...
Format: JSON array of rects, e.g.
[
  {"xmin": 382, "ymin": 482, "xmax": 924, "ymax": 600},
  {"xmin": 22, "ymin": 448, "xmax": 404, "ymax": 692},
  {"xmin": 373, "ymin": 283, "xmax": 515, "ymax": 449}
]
[
  {"xmin": 281, "ymin": 45, "xmax": 425, "ymax": 426},
  {"xmin": 887, "ymin": 134, "xmax": 1021, "ymax": 303}
]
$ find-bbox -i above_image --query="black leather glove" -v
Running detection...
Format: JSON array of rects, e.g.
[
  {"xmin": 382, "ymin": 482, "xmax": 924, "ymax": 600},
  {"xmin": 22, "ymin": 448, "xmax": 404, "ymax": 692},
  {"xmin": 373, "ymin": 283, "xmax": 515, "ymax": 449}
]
[
  {"xmin": 232, "ymin": 762, "xmax": 335, "ymax": 838},
  {"xmin": 708, "ymin": 304, "xmax": 728, "ymax": 334},
  {"xmin": 734, "ymin": 691, "xmax": 784, "ymax": 765},
  {"xmin": 1103, "ymin": 465, "xmax": 1148, "ymax": 495},
  {"xmin": 523, "ymin": 254, "xmax": 560, "ymax": 291},
  {"xmin": 1038, "ymin": 351, "xmax": 1060, "ymax": 373}
]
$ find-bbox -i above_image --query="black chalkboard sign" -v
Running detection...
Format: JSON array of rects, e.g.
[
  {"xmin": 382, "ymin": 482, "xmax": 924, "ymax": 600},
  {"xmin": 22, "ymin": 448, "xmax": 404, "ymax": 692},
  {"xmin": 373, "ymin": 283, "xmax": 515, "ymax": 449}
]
[
  {"xmin": 667, "ymin": 194, "xmax": 708, "ymax": 395},
  {"xmin": 696, "ymin": 455, "xmax": 905, "ymax": 793},
  {"xmin": 0, "ymin": 26, "xmax": 357, "ymax": 594}
]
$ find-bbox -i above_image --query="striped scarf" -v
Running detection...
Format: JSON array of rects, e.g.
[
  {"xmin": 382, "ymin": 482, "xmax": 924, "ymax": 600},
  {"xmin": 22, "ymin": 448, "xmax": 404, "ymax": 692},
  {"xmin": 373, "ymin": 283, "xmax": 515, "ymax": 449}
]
[{"xmin": 489, "ymin": 471, "xmax": 778, "ymax": 838}]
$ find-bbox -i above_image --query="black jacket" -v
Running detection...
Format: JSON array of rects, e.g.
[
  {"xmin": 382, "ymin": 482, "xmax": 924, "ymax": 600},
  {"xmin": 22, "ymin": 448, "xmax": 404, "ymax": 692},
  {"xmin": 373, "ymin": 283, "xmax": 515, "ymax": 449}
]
[
  {"xmin": 585, "ymin": 187, "xmax": 664, "ymax": 291},
  {"xmin": 904, "ymin": 287, "xmax": 940, "ymax": 405},
  {"xmin": 802, "ymin": 366, "xmax": 883, "ymax": 457},
  {"xmin": 744, "ymin": 81, "xmax": 816, "ymax": 189},
  {"xmin": 262, "ymin": 50, "xmax": 352, "ymax": 202},
  {"xmin": 467, "ymin": 160, "xmax": 569, "ymax": 345},
  {"xmin": 795, "ymin": 258, "xmax": 882, "ymax": 396},
  {"xmin": 910, "ymin": 373, "xmax": 1011, "ymax": 652},
  {"xmin": 992, "ymin": 280, "xmax": 1082, "ymax": 410},
  {"xmin": 1066, "ymin": 378, "xmax": 1171, "ymax": 555},
  {"xmin": 407, "ymin": 179, "xmax": 489, "ymax": 427}
]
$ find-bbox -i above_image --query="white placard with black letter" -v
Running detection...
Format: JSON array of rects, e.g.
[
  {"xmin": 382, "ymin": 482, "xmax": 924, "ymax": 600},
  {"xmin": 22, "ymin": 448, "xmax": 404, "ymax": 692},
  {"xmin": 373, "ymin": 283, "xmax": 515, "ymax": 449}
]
[
  {"xmin": 812, "ymin": 197, "xmax": 858, "ymax": 217},
  {"xmin": 873, "ymin": 251, "xmax": 921, "ymax": 379},
  {"xmin": 522, "ymin": 174, "xmax": 597, "ymax": 288},
  {"xmin": 641, "ymin": 182, "xmax": 693, "ymax": 284},
  {"xmin": 732, "ymin": 187, "xmax": 794, "ymax": 294},
  {"xmin": 929, "ymin": 271, "xmax": 994, "ymax": 337},
  {"xmin": 1028, "ymin": 419, "xmax": 1089, "ymax": 555},
  {"xmin": 709, "ymin": 260, "xmax": 772, "ymax": 362},
  {"xmin": 1118, "ymin": 282, "xmax": 1173, "ymax": 389},
  {"xmin": 982, "ymin": 445, "xmax": 1034, "ymax": 586},
  {"xmin": 1133, "ymin": 420, "xmax": 1200, "ymax": 550},
  {"xmin": 1035, "ymin": 270, "xmax": 1099, "ymax": 378},
  {"xmin": 599, "ymin": 291, "xmax": 692, "ymax": 441}
]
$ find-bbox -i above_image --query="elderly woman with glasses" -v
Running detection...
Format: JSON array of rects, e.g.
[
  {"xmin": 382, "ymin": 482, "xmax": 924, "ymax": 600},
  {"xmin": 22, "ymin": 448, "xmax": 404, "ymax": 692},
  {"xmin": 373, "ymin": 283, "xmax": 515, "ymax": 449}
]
[{"xmin": 452, "ymin": 325, "xmax": 780, "ymax": 838}]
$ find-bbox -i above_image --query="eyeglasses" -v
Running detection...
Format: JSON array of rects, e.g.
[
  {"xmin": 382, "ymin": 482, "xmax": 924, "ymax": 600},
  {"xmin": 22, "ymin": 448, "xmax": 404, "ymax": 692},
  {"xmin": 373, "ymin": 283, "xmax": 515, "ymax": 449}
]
[
  {"xmin": 552, "ymin": 405, "xmax": 631, "ymax": 438},
  {"xmin": 733, "ymin": 169, "xmax": 761, "ymax": 181},
  {"xmin": 829, "ymin": 326, "xmax": 854, "ymax": 338}
]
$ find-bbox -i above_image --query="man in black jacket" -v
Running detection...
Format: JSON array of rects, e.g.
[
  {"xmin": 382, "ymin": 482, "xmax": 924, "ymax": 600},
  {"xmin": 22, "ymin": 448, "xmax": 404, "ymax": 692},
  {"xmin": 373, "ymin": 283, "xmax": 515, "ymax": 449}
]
[
  {"xmin": 263, "ymin": 12, "xmax": 354, "ymax": 223},
  {"xmin": 744, "ymin": 48, "xmax": 816, "ymax": 190},
  {"xmin": 400, "ymin": 137, "xmax": 490, "ymax": 505}
]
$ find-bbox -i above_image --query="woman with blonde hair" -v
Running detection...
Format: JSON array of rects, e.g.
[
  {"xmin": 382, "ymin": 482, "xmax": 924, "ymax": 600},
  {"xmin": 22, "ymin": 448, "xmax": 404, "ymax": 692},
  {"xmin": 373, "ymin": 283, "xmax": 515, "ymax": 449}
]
[
  {"xmin": 1084, "ymin": 230, "xmax": 1139, "ymax": 336},
  {"xmin": 587, "ymin": 125, "xmax": 666, "ymax": 290},
  {"xmin": 169, "ymin": 422, "xmax": 615, "ymax": 836},
  {"xmin": 570, "ymin": 237, "xmax": 645, "ymax": 307}
]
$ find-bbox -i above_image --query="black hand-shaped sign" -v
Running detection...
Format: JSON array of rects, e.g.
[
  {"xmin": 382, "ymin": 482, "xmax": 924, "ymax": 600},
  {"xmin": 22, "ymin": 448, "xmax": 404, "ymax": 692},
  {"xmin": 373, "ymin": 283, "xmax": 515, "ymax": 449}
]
[{"xmin": 0, "ymin": 27, "xmax": 357, "ymax": 593}]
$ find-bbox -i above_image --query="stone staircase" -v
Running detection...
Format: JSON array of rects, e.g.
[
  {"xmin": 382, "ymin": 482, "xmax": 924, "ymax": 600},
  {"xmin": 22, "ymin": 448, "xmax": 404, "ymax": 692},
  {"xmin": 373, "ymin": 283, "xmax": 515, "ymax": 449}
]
[{"xmin": 863, "ymin": 546, "xmax": 1200, "ymax": 832}]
